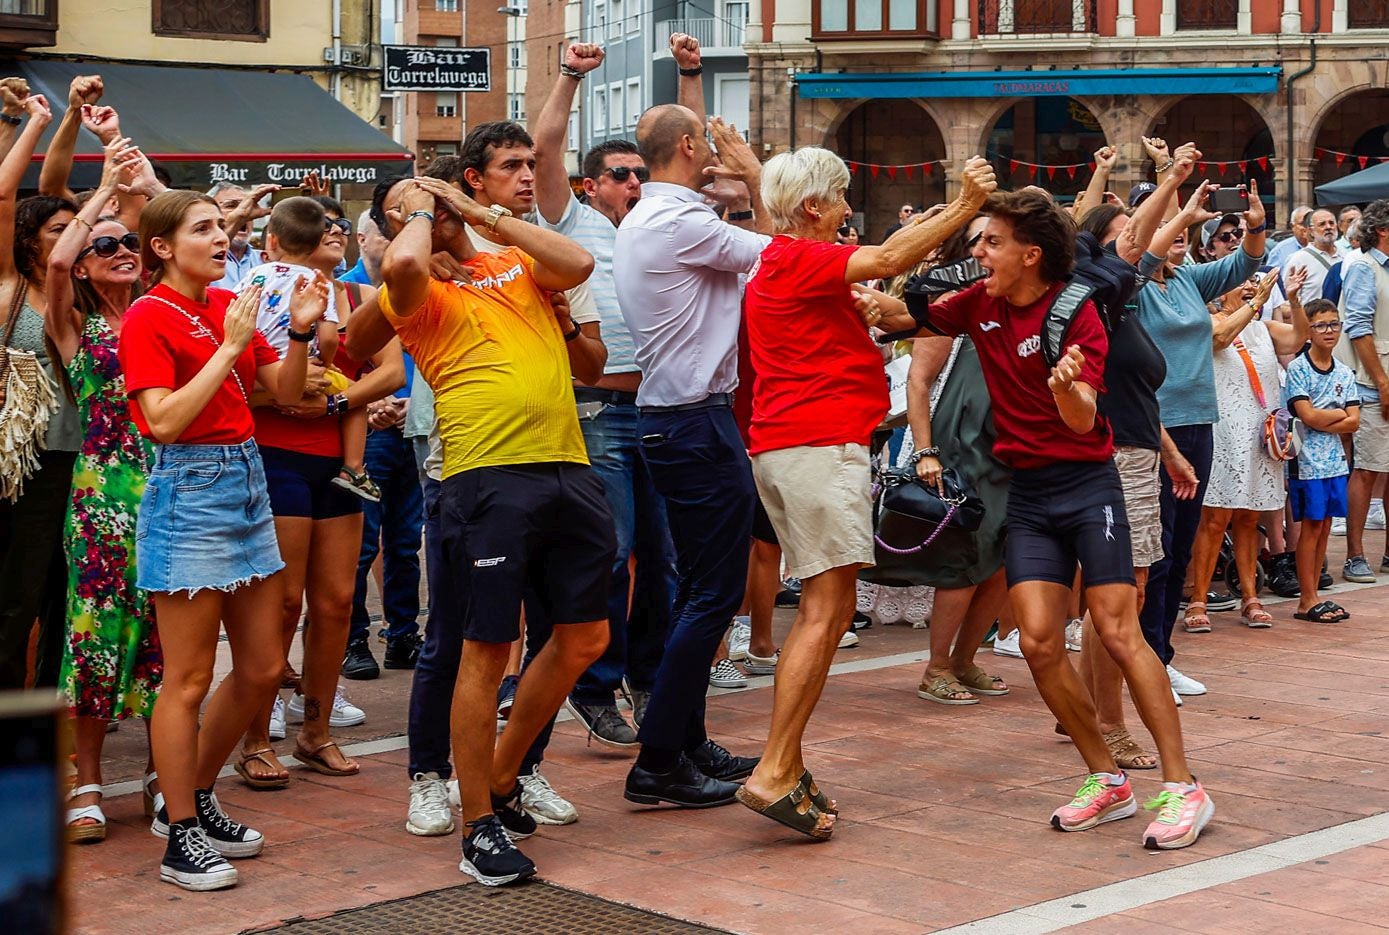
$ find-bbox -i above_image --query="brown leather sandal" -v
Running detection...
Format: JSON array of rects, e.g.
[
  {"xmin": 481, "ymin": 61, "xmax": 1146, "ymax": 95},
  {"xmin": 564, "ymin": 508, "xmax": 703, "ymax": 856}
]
[{"xmin": 1104, "ymin": 727, "xmax": 1157, "ymax": 770}]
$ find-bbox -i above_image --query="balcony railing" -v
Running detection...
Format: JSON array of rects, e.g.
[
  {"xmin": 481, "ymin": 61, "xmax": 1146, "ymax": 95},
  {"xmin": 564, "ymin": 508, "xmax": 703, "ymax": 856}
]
[
  {"xmin": 654, "ymin": 15, "xmax": 746, "ymax": 54},
  {"xmin": 1348, "ymin": 4, "xmax": 1389, "ymax": 28},
  {"xmin": 1176, "ymin": 0, "xmax": 1238, "ymax": 29},
  {"xmin": 978, "ymin": 0, "xmax": 1094, "ymax": 34}
]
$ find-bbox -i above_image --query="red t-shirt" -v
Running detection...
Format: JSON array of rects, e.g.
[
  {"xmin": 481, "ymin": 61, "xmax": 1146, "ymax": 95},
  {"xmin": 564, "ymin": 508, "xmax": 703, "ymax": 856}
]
[
  {"xmin": 927, "ymin": 280, "xmax": 1112, "ymax": 469},
  {"xmin": 252, "ymin": 351, "xmax": 366, "ymax": 458},
  {"xmin": 119, "ymin": 284, "xmax": 280, "ymax": 445},
  {"xmin": 743, "ymin": 236, "xmax": 888, "ymax": 455}
]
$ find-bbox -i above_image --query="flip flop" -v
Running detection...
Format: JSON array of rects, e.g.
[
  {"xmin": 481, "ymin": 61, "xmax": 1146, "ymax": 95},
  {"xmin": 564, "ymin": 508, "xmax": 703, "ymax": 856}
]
[
  {"xmin": 234, "ymin": 748, "xmax": 290, "ymax": 790},
  {"xmin": 1294, "ymin": 601, "xmax": 1346, "ymax": 624},
  {"xmin": 290, "ymin": 740, "xmax": 360, "ymax": 776},
  {"xmin": 736, "ymin": 778, "xmax": 834, "ymax": 841}
]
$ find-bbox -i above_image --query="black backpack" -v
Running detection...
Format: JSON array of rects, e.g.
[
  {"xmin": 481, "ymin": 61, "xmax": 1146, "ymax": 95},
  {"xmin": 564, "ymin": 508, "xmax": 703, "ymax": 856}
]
[
  {"xmin": 1040, "ymin": 231, "xmax": 1140, "ymax": 367},
  {"xmin": 895, "ymin": 231, "xmax": 1139, "ymax": 360}
]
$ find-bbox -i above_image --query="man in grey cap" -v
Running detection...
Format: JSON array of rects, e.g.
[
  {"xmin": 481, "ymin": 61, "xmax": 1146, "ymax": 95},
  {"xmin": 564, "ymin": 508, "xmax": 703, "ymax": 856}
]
[{"xmin": 1199, "ymin": 213, "xmax": 1245, "ymax": 261}]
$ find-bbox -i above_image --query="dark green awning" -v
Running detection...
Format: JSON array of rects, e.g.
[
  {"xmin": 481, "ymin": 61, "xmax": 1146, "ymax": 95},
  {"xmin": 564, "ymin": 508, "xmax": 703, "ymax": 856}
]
[{"xmin": 8, "ymin": 59, "xmax": 412, "ymax": 190}]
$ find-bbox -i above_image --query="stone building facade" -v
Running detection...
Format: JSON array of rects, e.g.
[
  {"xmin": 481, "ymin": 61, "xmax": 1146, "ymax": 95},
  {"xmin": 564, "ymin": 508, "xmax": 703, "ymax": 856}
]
[{"xmin": 745, "ymin": 0, "xmax": 1389, "ymax": 241}]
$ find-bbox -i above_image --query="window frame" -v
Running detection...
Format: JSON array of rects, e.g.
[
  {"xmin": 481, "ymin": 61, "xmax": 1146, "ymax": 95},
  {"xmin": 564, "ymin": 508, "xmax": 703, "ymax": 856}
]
[
  {"xmin": 626, "ymin": 76, "xmax": 640, "ymax": 129},
  {"xmin": 152, "ymin": 0, "xmax": 270, "ymax": 42},
  {"xmin": 811, "ymin": 0, "xmax": 937, "ymax": 40}
]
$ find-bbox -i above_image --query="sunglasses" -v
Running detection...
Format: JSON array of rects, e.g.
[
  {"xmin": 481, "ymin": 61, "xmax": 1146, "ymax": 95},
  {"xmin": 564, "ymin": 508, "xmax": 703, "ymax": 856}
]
[
  {"xmin": 1215, "ymin": 229, "xmax": 1245, "ymax": 244},
  {"xmin": 76, "ymin": 232, "xmax": 139, "ymax": 260},
  {"xmin": 1311, "ymin": 321, "xmax": 1343, "ymax": 333},
  {"xmin": 602, "ymin": 166, "xmax": 649, "ymax": 183},
  {"xmin": 323, "ymin": 217, "xmax": 353, "ymax": 235}
]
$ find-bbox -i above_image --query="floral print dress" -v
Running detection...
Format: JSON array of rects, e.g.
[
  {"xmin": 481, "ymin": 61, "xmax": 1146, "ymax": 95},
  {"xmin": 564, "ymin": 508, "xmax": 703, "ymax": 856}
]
[{"xmin": 59, "ymin": 312, "xmax": 160, "ymax": 720}]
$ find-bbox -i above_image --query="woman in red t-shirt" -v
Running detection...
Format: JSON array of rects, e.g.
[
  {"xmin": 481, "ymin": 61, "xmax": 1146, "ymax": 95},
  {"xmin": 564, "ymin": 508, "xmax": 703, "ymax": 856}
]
[
  {"xmin": 117, "ymin": 189, "xmax": 328, "ymax": 892},
  {"xmin": 735, "ymin": 149, "xmax": 995, "ymax": 841}
]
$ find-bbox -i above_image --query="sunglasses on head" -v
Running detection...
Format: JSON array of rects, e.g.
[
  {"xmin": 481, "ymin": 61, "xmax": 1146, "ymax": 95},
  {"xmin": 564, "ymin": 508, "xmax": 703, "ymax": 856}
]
[
  {"xmin": 76, "ymin": 232, "xmax": 139, "ymax": 260},
  {"xmin": 602, "ymin": 166, "xmax": 649, "ymax": 183},
  {"xmin": 323, "ymin": 217, "xmax": 353, "ymax": 235},
  {"xmin": 1215, "ymin": 229, "xmax": 1245, "ymax": 244},
  {"xmin": 1311, "ymin": 320, "xmax": 1343, "ymax": 333}
]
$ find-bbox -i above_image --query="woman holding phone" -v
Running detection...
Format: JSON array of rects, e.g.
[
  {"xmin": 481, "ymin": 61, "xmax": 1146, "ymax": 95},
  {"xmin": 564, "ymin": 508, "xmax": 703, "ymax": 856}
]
[{"xmin": 118, "ymin": 189, "xmax": 327, "ymax": 892}]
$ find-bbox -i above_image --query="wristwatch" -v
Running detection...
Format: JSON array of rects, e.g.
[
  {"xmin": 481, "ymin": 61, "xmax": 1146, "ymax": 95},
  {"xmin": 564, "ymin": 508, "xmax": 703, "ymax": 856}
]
[
  {"xmin": 0, "ymin": 113, "xmax": 20, "ymax": 126},
  {"xmin": 484, "ymin": 203, "xmax": 513, "ymax": 232},
  {"xmin": 325, "ymin": 393, "xmax": 349, "ymax": 416},
  {"xmin": 728, "ymin": 209, "xmax": 754, "ymax": 222},
  {"xmin": 287, "ymin": 326, "xmax": 314, "ymax": 343}
]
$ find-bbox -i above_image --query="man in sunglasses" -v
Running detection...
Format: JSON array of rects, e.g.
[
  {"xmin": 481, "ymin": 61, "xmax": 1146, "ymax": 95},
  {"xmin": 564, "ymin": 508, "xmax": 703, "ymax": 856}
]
[{"xmin": 532, "ymin": 42, "xmax": 676, "ymax": 758}]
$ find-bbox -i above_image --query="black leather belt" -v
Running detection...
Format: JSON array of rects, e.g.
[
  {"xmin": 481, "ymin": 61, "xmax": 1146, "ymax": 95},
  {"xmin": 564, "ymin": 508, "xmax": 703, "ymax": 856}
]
[
  {"xmin": 639, "ymin": 392, "xmax": 734, "ymax": 414},
  {"xmin": 574, "ymin": 386, "xmax": 639, "ymax": 405}
]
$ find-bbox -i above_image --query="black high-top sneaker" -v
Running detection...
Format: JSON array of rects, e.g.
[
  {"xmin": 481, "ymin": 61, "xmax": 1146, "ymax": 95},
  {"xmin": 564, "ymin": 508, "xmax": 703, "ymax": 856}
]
[
  {"xmin": 194, "ymin": 787, "xmax": 264, "ymax": 857},
  {"xmin": 160, "ymin": 818, "xmax": 238, "ymax": 892}
]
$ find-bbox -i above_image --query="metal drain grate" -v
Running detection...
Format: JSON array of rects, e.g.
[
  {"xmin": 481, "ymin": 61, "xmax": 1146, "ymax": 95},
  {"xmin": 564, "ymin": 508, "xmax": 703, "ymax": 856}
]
[{"xmin": 257, "ymin": 881, "xmax": 735, "ymax": 935}]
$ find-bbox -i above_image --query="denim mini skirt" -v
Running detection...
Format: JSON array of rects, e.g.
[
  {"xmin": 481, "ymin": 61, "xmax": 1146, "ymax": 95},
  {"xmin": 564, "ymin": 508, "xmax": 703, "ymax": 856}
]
[{"xmin": 135, "ymin": 439, "xmax": 285, "ymax": 595}]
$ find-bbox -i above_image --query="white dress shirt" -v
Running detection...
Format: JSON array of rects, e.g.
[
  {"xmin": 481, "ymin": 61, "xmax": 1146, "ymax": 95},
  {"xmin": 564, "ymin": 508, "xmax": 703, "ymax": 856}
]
[{"xmin": 613, "ymin": 181, "xmax": 769, "ymax": 407}]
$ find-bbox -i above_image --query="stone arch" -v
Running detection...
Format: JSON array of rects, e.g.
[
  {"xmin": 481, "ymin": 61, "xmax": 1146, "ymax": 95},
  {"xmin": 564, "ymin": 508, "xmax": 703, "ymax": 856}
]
[
  {"xmin": 983, "ymin": 96, "xmax": 1108, "ymax": 200},
  {"xmin": 1307, "ymin": 87, "xmax": 1389, "ymax": 199},
  {"xmin": 1143, "ymin": 94, "xmax": 1278, "ymax": 205},
  {"xmin": 832, "ymin": 99, "xmax": 949, "ymax": 243}
]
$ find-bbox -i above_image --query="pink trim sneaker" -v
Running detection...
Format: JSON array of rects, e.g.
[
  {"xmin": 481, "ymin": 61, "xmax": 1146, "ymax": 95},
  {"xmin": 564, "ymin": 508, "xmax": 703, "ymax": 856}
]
[
  {"xmin": 1143, "ymin": 780, "xmax": 1214, "ymax": 850},
  {"xmin": 1051, "ymin": 774, "xmax": 1137, "ymax": 832}
]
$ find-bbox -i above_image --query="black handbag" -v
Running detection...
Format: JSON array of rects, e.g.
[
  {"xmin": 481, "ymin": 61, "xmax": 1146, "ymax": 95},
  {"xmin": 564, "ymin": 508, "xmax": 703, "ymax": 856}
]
[{"xmin": 872, "ymin": 466, "xmax": 984, "ymax": 559}]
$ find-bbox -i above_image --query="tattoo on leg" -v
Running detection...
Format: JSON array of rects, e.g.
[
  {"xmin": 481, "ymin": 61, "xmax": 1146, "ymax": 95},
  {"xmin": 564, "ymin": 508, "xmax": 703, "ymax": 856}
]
[{"xmin": 304, "ymin": 697, "xmax": 321, "ymax": 723}]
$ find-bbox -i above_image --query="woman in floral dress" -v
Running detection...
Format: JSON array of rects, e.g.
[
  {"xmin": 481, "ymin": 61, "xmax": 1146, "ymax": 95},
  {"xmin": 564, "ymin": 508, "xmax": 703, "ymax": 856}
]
[{"xmin": 46, "ymin": 137, "xmax": 165, "ymax": 843}]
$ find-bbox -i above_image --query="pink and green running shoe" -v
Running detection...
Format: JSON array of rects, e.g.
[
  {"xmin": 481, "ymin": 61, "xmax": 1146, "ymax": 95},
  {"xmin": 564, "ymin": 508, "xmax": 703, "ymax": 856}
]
[
  {"xmin": 1142, "ymin": 780, "xmax": 1214, "ymax": 850},
  {"xmin": 1050, "ymin": 774, "xmax": 1136, "ymax": 832}
]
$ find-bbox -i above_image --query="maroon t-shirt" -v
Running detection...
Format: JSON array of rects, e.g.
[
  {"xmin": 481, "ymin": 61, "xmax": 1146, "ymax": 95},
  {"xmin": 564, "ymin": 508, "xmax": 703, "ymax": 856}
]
[{"xmin": 926, "ymin": 280, "xmax": 1112, "ymax": 469}]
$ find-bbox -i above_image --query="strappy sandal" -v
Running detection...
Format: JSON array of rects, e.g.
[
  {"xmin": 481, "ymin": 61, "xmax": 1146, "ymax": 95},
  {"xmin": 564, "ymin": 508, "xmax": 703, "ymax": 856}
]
[
  {"xmin": 1240, "ymin": 597, "xmax": 1274, "ymax": 629},
  {"xmin": 916, "ymin": 674, "xmax": 979, "ymax": 705},
  {"xmin": 142, "ymin": 770, "xmax": 165, "ymax": 817},
  {"xmin": 956, "ymin": 664, "xmax": 1009, "ymax": 696},
  {"xmin": 1182, "ymin": 601, "xmax": 1212, "ymax": 633},
  {"xmin": 736, "ymin": 777, "xmax": 834, "ymax": 841},
  {"xmin": 67, "ymin": 784, "xmax": 107, "ymax": 843},
  {"xmin": 291, "ymin": 740, "xmax": 360, "ymax": 776},
  {"xmin": 235, "ymin": 748, "xmax": 291, "ymax": 789},
  {"xmin": 800, "ymin": 770, "xmax": 838, "ymax": 816},
  {"xmin": 1104, "ymin": 727, "xmax": 1157, "ymax": 770}
]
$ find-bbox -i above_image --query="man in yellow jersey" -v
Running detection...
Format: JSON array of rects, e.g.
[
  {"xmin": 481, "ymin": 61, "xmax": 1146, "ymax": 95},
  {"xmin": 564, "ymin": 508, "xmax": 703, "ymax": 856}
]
[{"xmin": 374, "ymin": 172, "xmax": 606, "ymax": 886}]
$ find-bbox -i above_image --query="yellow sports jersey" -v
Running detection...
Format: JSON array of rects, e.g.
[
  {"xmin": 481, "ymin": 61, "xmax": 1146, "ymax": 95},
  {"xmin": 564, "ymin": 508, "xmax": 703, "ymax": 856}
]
[{"xmin": 379, "ymin": 247, "xmax": 587, "ymax": 479}]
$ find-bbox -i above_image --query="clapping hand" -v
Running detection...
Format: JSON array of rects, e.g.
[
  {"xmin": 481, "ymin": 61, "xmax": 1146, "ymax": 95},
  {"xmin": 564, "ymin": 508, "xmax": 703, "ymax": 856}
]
[
  {"xmin": 1284, "ymin": 263, "xmax": 1309, "ymax": 303},
  {"xmin": 98, "ymin": 136, "xmax": 142, "ymax": 191},
  {"xmin": 704, "ymin": 118, "xmax": 761, "ymax": 186},
  {"xmin": 288, "ymin": 270, "xmax": 332, "ymax": 332},
  {"xmin": 222, "ymin": 284, "xmax": 263, "ymax": 354}
]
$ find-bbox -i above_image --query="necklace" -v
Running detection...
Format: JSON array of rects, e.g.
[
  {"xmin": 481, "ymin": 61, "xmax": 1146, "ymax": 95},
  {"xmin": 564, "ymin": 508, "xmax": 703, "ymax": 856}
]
[{"xmin": 137, "ymin": 293, "xmax": 248, "ymax": 402}]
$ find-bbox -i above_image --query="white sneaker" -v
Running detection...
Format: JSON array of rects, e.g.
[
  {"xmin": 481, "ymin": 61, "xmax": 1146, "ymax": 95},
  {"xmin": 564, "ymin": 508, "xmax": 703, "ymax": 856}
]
[
  {"xmin": 708, "ymin": 658, "xmax": 748, "ymax": 689},
  {"xmin": 518, "ymin": 765, "xmax": 578, "ymax": 825},
  {"xmin": 447, "ymin": 778, "xmax": 460, "ymax": 808},
  {"xmin": 744, "ymin": 650, "xmax": 779, "ymax": 675},
  {"xmin": 269, "ymin": 696, "xmax": 286, "ymax": 741},
  {"xmin": 287, "ymin": 687, "xmax": 366, "ymax": 727},
  {"xmin": 406, "ymin": 771, "xmax": 455, "ymax": 836},
  {"xmin": 1166, "ymin": 664, "xmax": 1206, "ymax": 696},
  {"xmin": 838, "ymin": 629, "xmax": 860, "ymax": 649},
  {"xmin": 727, "ymin": 616, "xmax": 751, "ymax": 662},
  {"xmin": 1171, "ymin": 685, "xmax": 1184, "ymax": 707},
  {"xmin": 1332, "ymin": 516, "xmax": 1347, "ymax": 536},
  {"xmin": 1369, "ymin": 499, "xmax": 1386, "ymax": 531},
  {"xmin": 1065, "ymin": 619, "xmax": 1083, "ymax": 653},
  {"xmin": 992, "ymin": 629, "xmax": 1023, "ymax": 658}
]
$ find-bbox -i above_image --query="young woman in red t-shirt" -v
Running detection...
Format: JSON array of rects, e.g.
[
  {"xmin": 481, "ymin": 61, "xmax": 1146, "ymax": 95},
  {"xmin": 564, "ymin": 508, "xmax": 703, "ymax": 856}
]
[{"xmin": 118, "ymin": 189, "xmax": 328, "ymax": 891}]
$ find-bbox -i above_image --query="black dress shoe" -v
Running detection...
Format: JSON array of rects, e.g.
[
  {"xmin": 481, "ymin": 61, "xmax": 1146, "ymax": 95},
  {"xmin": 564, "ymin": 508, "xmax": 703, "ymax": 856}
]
[
  {"xmin": 687, "ymin": 739, "xmax": 759, "ymax": 782},
  {"xmin": 624, "ymin": 754, "xmax": 739, "ymax": 808}
]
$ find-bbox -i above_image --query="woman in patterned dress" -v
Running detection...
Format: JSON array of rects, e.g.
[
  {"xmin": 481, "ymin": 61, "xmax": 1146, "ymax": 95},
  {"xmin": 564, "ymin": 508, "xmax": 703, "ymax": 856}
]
[{"xmin": 45, "ymin": 137, "xmax": 165, "ymax": 843}]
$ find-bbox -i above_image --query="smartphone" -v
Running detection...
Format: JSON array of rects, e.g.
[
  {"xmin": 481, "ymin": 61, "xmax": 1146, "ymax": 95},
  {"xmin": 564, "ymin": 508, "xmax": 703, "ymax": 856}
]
[
  {"xmin": 1208, "ymin": 184, "xmax": 1249, "ymax": 214},
  {"xmin": 269, "ymin": 186, "xmax": 299, "ymax": 207},
  {"xmin": 0, "ymin": 692, "xmax": 66, "ymax": 935}
]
